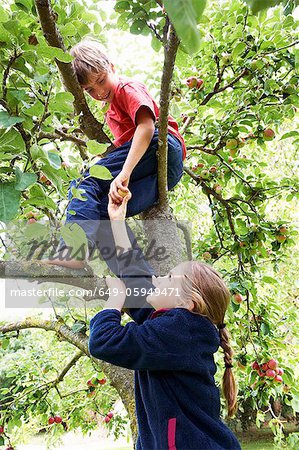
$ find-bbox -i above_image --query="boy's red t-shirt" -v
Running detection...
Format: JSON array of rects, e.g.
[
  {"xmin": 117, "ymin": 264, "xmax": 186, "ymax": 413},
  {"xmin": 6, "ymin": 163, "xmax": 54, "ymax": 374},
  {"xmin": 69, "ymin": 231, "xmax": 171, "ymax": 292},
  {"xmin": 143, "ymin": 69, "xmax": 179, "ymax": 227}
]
[{"xmin": 105, "ymin": 76, "xmax": 186, "ymax": 160}]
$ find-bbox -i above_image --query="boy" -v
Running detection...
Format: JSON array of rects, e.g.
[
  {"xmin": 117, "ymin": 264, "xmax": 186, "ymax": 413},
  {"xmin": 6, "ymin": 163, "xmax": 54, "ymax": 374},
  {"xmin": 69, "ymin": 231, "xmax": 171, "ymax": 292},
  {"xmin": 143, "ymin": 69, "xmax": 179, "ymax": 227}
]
[{"xmin": 47, "ymin": 39, "xmax": 186, "ymax": 270}]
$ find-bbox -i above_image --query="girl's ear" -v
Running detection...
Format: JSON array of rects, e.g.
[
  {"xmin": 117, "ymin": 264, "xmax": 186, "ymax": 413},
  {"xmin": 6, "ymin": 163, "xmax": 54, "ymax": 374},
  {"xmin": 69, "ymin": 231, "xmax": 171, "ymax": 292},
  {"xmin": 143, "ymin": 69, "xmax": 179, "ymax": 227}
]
[{"xmin": 110, "ymin": 63, "xmax": 116, "ymax": 73}]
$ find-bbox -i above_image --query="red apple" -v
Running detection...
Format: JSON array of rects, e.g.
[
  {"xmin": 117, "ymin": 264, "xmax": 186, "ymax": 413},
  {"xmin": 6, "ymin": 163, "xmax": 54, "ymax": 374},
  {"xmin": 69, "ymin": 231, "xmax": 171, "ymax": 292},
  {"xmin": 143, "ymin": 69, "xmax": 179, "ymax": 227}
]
[
  {"xmin": 197, "ymin": 163, "xmax": 205, "ymax": 169},
  {"xmin": 228, "ymin": 156, "xmax": 233, "ymax": 163},
  {"xmin": 263, "ymin": 128, "xmax": 275, "ymax": 141},
  {"xmin": 196, "ymin": 79, "xmax": 204, "ymax": 90},
  {"xmin": 274, "ymin": 375, "xmax": 283, "ymax": 383},
  {"xmin": 104, "ymin": 416, "xmax": 111, "ymax": 423},
  {"xmin": 214, "ymin": 184, "xmax": 222, "ymax": 194},
  {"xmin": 186, "ymin": 77, "xmax": 198, "ymax": 88},
  {"xmin": 252, "ymin": 361, "xmax": 260, "ymax": 371},
  {"xmin": 276, "ymin": 235, "xmax": 286, "ymax": 243},
  {"xmin": 209, "ymin": 166, "xmax": 217, "ymax": 173},
  {"xmin": 233, "ymin": 293, "xmax": 243, "ymax": 304},
  {"xmin": 277, "ymin": 368, "xmax": 284, "ymax": 375},
  {"xmin": 48, "ymin": 417, "xmax": 55, "ymax": 425},
  {"xmin": 268, "ymin": 359, "xmax": 278, "ymax": 370},
  {"xmin": 27, "ymin": 218, "xmax": 37, "ymax": 224},
  {"xmin": 278, "ymin": 226, "xmax": 288, "ymax": 235},
  {"xmin": 258, "ymin": 370, "xmax": 266, "ymax": 377},
  {"xmin": 54, "ymin": 416, "xmax": 62, "ymax": 424},
  {"xmin": 0, "ymin": 425, "xmax": 4, "ymax": 433},
  {"xmin": 266, "ymin": 369, "xmax": 276, "ymax": 378},
  {"xmin": 107, "ymin": 412, "xmax": 114, "ymax": 418},
  {"xmin": 261, "ymin": 363, "xmax": 269, "ymax": 372},
  {"xmin": 98, "ymin": 378, "xmax": 106, "ymax": 385}
]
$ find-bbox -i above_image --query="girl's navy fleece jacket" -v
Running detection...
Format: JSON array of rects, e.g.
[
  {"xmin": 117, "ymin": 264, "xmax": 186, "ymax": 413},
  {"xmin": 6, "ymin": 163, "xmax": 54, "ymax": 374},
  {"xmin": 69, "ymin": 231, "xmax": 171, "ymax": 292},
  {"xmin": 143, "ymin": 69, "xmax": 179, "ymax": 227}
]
[{"xmin": 89, "ymin": 249, "xmax": 241, "ymax": 450}]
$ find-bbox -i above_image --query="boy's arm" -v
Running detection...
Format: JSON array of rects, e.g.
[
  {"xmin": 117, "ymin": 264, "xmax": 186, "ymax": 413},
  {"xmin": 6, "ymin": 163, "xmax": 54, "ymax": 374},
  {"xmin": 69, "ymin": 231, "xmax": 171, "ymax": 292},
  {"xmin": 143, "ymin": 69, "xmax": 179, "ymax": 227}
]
[
  {"xmin": 122, "ymin": 106, "xmax": 155, "ymax": 174},
  {"xmin": 109, "ymin": 106, "xmax": 155, "ymax": 203}
]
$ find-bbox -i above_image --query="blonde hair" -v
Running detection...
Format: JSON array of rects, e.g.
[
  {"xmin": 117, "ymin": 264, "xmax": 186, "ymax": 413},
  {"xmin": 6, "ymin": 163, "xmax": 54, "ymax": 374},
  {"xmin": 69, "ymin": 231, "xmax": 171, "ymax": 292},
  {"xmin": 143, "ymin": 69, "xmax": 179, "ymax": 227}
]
[
  {"xmin": 70, "ymin": 39, "xmax": 112, "ymax": 85},
  {"xmin": 180, "ymin": 261, "xmax": 238, "ymax": 418}
]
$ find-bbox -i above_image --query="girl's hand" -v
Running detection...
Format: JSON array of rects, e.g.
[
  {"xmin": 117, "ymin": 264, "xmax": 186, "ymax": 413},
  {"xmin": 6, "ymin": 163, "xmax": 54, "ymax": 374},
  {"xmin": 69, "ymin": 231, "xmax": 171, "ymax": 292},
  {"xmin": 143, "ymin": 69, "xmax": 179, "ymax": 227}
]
[
  {"xmin": 108, "ymin": 189, "xmax": 132, "ymax": 221},
  {"xmin": 104, "ymin": 276, "xmax": 127, "ymax": 310},
  {"xmin": 109, "ymin": 170, "xmax": 130, "ymax": 203}
]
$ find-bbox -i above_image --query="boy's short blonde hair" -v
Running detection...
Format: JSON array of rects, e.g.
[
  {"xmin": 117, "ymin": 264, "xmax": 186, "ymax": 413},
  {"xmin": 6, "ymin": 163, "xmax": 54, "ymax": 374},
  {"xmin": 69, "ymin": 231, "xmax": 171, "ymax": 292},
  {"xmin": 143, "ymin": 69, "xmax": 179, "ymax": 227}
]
[{"xmin": 70, "ymin": 39, "xmax": 112, "ymax": 85}]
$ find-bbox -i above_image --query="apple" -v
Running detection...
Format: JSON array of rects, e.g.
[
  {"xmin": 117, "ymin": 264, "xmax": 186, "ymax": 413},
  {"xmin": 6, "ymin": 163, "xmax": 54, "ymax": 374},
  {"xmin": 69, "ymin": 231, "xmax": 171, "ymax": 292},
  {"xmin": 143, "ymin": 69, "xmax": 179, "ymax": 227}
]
[
  {"xmin": 48, "ymin": 417, "xmax": 55, "ymax": 425},
  {"xmin": 226, "ymin": 138, "xmax": 238, "ymax": 150},
  {"xmin": 263, "ymin": 128, "xmax": 275, "ymax": 141},
  {"xmin": 104, "ymin": 416, "xmax": 111, "ymax": 423},
  {"xmin": 98, "ymin": 378, "xmax": 106, "ymax": 385},
  {"xmin": 200, "ymin": 170, "xmax": 210, "ymax": 180},
  {"xmin": 258, "ymin": 370, "xmax": 266, "ymax": 377},
  {"xmin": 233, "ymin": 293, "xmax": 243, "ymax": 304},
  {"xmin": 197, "ymin": 163, "xmax": 205, "ymax": 169},
  {"xmin": 27, "ymin": 218, "xmax": 37, "ymax": 224},
  {"xmin": 278, "ymin": 226, "xmax": 288, "ymax": 235},
  {"xmin": 274, "ymin": 375, "xmax": 283, "ymax": 383},
  {"xmin": 107, "ymin": 412, "xmax": 114, "ymax": 418},
  {"xmin": 277, "ymin": 368, "xmax": 284, "ymax": 375},
  {"xmin": 202, "ymin": 252, "xmax": 212, "ymax": 261},
  {"xmin": 252, "ymin": 361, "xmax": 260, "ymax": 371},
  {"xmin": 0, "ymin": 425, "xmax": 4, "ymax": 434},
  {"xmin": 54, "ymin": 416, "xmax": 62, "ymax": 424},
  {"xmin": 268, "ymin": 359, "xmax": 278, "ymax": 370},
  {"xmin": 25, "ymin": 211, "xmax": 37, "ymax": 219},
  {"xmin": 221, "ymin": 53, "xmax": 232, "ymax": 65},
  {"xmin": 196, "ymin": 79, "xmax": 204, "ymax": 90},
  {"xmin": 117, "ymin": 189, "xmax": 128, "ymax": 198},
  {"xmin": 261, "ymin": 363, "xmax": 269, "ymax": 372},
  {"xmin": 214, "ymin": 184, "xmax": 222, "ymax": 194},
  {"xmin": 266, "ymin": 369, "xmax": 276, "ymax": 378},
  {"xmin": 209, "ymin": 166, "xmax": 217, "ymax": 173},
  {"xmin": 276, "ymin": 235, "xmax": 286, "ymax": 243},
  {"xmin": 228, "ymin": 156, "xmax": 233, "ymax": 163},
  {"xmin": 186, "ymin": 77, "xmax": 204, "ymax": 90}
]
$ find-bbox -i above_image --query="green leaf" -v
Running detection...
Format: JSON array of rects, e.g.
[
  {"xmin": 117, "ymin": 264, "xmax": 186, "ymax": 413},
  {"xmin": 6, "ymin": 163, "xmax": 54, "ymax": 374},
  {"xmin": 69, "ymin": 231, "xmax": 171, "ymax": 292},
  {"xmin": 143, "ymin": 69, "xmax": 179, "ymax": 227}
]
[
  {"xmin": 89, "ymin": 165, "xmax": 113, "ymax": 180},
  {"xmin": 15, "ymin": 167, "xmax": 38, "ymax": 191},
  {"xmin": 291, "ymin": 394, "xmax": 299, "ymax": 413},
  {"xmin": 0, "ymin": 183, "xmax": 21, "ymax": 221},
  {"xmin": 0, "ymin": 128, "xmax": 26, "ymax": 154},
  {"xmin": 72, "ymin": 321, "xmax": 87, "ymax": 333},
  {"xmin": 35, "ymin": 44, "xmax": 73, "ymax": 63},
  {"xmin": 163, "ymin": 0, "xmax": 206, "ymax": 54},
  {"xmin": 47, "ymin": 151, "xmax": 61, "ymax": 169},
  {"xmin": 232, "ymin": 42, "xmax": 246, "ymax": 58},
  {"xmin": 48, "ymin": 92, "xmax": 75, "ymax": 114},
  {"xmin": 86, "ymin": 140, "xmax": 109, "ymax": 156},
  {"xmin": 261, "ymin": 276, "xmax": 278, "ymax": 285},
  {"xmin": 0, "ymin": 436, "xmax": 4, "ymax": 446},
  {"xmin": 245, "ymin": 0, "xmax": 284, "ymax": 14},
  {"xmin": 0, "ymin": 5, "xmax": 9, "ymax": 22},
  {"xmin": 280, "ymin": 131, "xmax": 299, "ymax": 140},
  {"xmin": 60, "ymin": 223, "xmax": 88, "ymax": 259},
  {"xmin": 0, "ymin": 111, "xmax": 24, "ymax": 128}
]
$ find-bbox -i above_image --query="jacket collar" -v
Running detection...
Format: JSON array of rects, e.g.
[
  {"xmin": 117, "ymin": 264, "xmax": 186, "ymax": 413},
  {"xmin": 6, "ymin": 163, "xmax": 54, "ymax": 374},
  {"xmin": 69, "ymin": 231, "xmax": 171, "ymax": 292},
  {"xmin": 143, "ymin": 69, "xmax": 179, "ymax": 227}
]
[{"xmin": 149, "ymin": 308, "xmax": 172, "ymax": 320}]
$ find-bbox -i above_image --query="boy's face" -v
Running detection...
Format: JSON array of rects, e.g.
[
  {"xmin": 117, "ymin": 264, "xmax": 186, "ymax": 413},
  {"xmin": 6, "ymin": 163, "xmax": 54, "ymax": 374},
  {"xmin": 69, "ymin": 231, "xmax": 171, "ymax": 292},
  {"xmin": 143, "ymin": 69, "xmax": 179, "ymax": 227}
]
[
  {"xmin": 147, "ymin": 262, "xmax": 194, "ymax": 312},
  {"xmin": 82, "ymin": 63, "xmax": 118, "ymax": 103}
]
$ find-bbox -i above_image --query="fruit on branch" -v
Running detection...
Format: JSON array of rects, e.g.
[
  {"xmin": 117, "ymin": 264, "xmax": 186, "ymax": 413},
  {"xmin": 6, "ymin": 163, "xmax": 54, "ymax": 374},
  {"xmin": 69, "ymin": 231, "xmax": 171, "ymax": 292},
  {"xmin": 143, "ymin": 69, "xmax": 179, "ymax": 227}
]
[
  {"xmin": 276, "ymin": 234, "xmax": 287, "ymax": 243},
  {"xmin": 268, "ymin": 359, "xmax": 278, "ymax": 370},
  {"xmin": 213, "ymin": 183, "xmax": 222, "ymax": 194},
  {"xmin": 252, "ymin": 361, "xmax": 259, "ymax": 371},
  {"xmin": 48, "ymin": 417, "xmax": 55, "ymax": 425},
  {"xmin": 98, "ymin": 378, "xmax": 106, "ymax": 385},
  {"xmin": 278, "ymin": 225, "xmax": 288, "ymax": 235},
  {"xmin": 233, "ymin": 293, "xmax": 243, "ymax": 304},
  {"xmin": 27, "ymin": 218, "xmax": 37, "ymax": 224},
  {"xmin": 209, "ymin": 166, "xmax": 217, "ymax": 173},
  {"xmin": 221, "ymin": 53, "xmax": 232, "ymax": 65},
  {"xmin": 226, "ymin": 138, "xmax": 238, "ymax": 150},
  {"xmin": 186, "ymin": 77, "xmax": 204, "ymax": 90},
  {"xmin": 202, "ymin": 252, "xmax": 212, "ymax": 261},
  {"xmin": 0, "ymin": 425, "xmax": 4, "ymax": 433},
  {"xmin": 200, "ymin": 170, "xmax": 210, "ymax": 180},
  {"xmin": 54, "ymin": 416, "xmax": 62, "ymax": 424},
  {"xmin": 107, "ymin": 412, "xmax": 114, "ymax": 418},
  {"xmin": 263, "ymin": 128, "xmax": 275, "ymax": 141}
]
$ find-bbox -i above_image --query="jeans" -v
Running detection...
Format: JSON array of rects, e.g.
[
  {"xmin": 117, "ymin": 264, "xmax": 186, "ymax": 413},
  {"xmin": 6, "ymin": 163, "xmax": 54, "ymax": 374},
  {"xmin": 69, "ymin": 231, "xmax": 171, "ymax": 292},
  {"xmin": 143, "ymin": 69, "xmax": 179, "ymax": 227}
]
[{"xmin": 60, "ymin": 129, "xmax": 184, "ymax": 274}]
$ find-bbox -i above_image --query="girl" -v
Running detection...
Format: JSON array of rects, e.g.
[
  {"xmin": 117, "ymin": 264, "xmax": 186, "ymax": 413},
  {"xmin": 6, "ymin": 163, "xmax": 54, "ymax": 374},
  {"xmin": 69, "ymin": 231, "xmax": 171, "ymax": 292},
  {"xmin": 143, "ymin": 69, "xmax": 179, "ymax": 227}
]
[{"xmin": 89, "ymin": 191, "xmax": 241, "ymax": 450}]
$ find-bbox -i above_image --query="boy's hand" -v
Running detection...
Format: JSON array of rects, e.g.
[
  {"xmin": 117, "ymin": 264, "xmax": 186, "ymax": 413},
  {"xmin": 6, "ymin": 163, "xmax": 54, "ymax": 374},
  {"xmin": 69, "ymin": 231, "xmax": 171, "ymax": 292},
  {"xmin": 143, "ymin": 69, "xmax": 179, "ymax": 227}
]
[
  {"xmin": 108, "ymin": 190, "xmax": 132, "ymax": 221},
  {"xmin": 109, "ymin": 170, "xmax": 130, "ymax": 203},
  {"xmin": 103, "ymin": 276, "xmax": 127, "ymax": 311}
]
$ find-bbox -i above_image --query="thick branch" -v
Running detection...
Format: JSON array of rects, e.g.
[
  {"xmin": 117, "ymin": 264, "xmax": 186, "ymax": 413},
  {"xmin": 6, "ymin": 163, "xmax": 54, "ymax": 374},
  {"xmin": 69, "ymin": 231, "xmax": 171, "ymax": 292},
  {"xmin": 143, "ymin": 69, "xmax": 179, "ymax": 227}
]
[
  {"xmin": 34, "ymin": 0, "xmax": 111, "ymax": 144},
  {"xmin": 157, "ymin": 23, "xmax": 180, "ymax": 209}
]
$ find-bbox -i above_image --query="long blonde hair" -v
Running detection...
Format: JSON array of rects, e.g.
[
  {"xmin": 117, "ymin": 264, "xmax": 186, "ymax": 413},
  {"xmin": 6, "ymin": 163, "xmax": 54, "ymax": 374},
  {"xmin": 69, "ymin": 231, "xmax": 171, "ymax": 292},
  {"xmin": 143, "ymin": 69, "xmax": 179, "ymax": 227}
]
[{"xmin": 180, "ymin": 261, "xmax": 237, "ymax": 418}]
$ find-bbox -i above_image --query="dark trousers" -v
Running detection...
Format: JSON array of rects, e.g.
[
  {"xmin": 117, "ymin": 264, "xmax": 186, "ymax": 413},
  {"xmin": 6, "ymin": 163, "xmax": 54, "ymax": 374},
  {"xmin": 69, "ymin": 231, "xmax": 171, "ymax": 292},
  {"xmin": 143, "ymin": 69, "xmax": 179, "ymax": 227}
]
[{"xmin": 61, "ymin": 129, "xmax": 184, "ymax": 274}]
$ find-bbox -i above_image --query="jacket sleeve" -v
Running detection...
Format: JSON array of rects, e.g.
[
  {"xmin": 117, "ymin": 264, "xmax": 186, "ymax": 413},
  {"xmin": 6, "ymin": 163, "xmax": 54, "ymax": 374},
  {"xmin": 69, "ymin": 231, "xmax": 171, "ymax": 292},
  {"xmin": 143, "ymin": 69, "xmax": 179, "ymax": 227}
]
[
  {"xmin": 117, "ymin": 249, "xmax": 155, "ymax": 324},
  {"xmin": 88, "ymin": 309, "xmax": 192, "ymax": 371}
]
